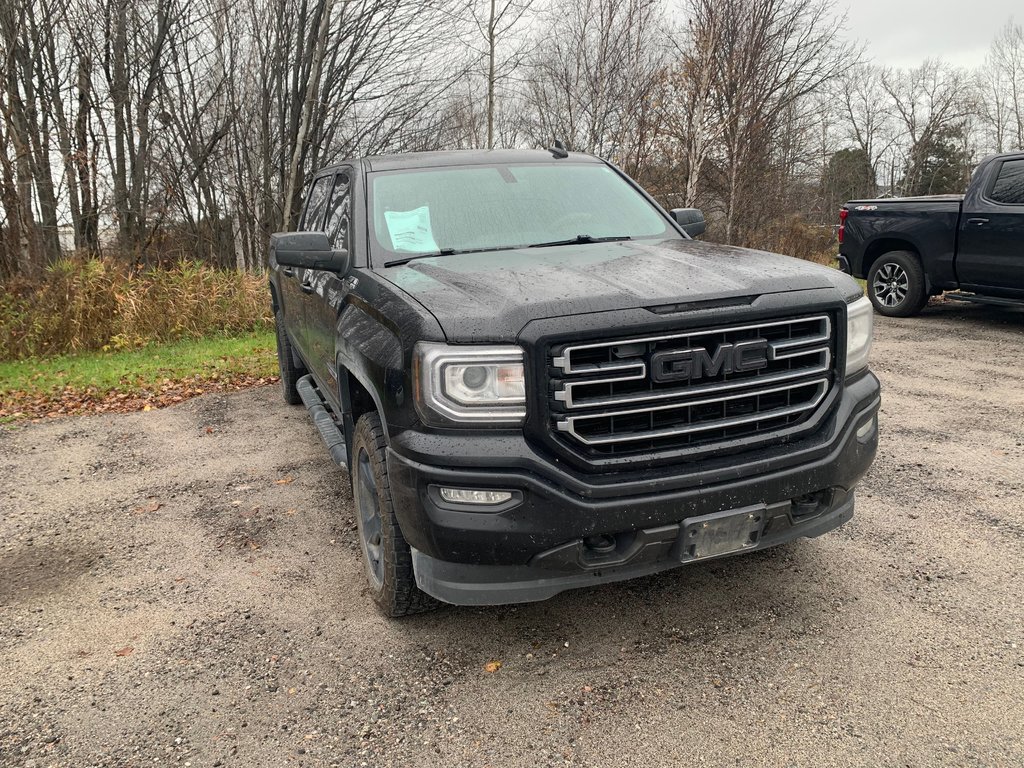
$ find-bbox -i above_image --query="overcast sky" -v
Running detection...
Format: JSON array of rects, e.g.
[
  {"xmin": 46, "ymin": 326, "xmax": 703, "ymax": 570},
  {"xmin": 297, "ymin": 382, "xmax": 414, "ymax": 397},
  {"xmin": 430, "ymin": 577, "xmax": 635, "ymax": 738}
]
[{"xmin": 840, "ymin": 0, "xmax": 1017, "ymax": 69}]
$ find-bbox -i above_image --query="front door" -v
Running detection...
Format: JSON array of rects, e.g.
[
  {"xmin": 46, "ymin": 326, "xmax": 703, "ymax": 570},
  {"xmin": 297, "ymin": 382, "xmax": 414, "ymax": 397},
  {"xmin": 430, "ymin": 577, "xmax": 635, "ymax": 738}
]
[
  {"xmin": 306, "ymin": 169, "xmax": 354, "ymax": 411},
  {"xmin": 283, "ymin": 173, "xmax": 333, "ymax": 363},
  {"xmin": 956, "ymin": 156, "xmax": 1024, "ymax": 297}
]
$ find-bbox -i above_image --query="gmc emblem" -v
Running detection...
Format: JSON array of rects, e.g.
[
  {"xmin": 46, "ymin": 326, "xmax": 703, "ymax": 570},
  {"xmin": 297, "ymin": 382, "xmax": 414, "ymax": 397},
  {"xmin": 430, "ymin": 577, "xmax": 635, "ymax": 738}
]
[{"xmin": 651, "ymin": 340, "xmax": 769, "ymax": 383}]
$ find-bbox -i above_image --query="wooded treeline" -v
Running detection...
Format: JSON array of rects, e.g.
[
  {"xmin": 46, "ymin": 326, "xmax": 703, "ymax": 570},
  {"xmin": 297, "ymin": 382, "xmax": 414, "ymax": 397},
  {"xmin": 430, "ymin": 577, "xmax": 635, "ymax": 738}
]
[{"xmin": 2, "ymin": 0, "xmax": 1022, "ymax": 279}]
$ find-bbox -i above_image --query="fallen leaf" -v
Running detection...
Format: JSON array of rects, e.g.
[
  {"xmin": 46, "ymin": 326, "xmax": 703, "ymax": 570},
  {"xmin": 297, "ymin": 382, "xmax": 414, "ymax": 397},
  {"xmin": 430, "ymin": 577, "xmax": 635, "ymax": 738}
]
[
  {"xmin": 114, "ymin": 646, "xmax": 134, "ymax": 657},
  {"xmin": 142, "ymin": 404, "xmax": 152, "ymax": 411},
  {"xmin": 275, "ymin": 476, "xmax": 295, "ymax": 485},
  {"xmin": 483, "ymin": 661, "xmax": 502, "ymax": 673},
  {"xmin": 133, "ymin": 500, "xmax": 162, "ymax": 514}
]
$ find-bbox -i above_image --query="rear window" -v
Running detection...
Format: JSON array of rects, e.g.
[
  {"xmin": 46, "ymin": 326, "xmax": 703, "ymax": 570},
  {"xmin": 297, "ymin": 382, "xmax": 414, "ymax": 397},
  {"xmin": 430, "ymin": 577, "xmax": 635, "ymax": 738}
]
[{"xmin": 989, "ymin": 159, "xmax": 1024, "ymax": 205}]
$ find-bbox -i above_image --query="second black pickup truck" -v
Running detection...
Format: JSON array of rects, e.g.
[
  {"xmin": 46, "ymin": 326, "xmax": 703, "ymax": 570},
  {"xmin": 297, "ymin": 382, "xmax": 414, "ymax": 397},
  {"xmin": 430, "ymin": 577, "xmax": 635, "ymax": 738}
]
[
  {"xmin": 269, "ymin": 148, "xmax": 880, "ymax": 616},
  {"xmin": 839, "ymin": 151, "xmax": 1024, "ymax": 316}
]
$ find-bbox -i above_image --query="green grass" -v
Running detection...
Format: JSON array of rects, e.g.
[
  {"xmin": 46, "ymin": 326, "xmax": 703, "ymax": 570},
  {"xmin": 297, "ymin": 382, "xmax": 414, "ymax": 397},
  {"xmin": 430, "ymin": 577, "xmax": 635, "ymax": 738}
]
[{"xmin": 0, "ymin": 330, "xmax": 277, "ymax": 397}]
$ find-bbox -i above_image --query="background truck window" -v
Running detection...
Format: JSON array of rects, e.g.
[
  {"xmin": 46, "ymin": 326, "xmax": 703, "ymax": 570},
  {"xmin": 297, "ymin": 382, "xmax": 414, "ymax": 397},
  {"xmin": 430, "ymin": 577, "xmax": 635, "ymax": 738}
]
[{"xmin": 990, "ymin": 159, "xmax": 1024, "ymax": 205}]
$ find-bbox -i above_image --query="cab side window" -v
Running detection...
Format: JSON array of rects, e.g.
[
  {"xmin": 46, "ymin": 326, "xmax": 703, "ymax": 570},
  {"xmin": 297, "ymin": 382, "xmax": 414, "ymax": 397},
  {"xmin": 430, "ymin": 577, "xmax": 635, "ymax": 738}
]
[
  {"xmin": 990, "ymin": 159, "xmax": 1024, "ymax": 205},
  {"xmin": 325, "ymin": 172, "xmax": 351, "ymax": 251},
  {"xmin": 301, "ymin": 175, "xmax": 333, "ymax": 230}
]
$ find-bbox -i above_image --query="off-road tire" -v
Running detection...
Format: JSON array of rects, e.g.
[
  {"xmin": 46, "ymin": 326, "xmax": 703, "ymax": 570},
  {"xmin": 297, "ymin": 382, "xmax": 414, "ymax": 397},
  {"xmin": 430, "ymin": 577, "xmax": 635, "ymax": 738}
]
[
  {"xmin": 274, "ymin": 310, "xmax": 307, "ymax": 405},
  {"xmin": 867, "ymin": 250, "xmax": 929, "ymax": 317},
  {"xmin": 351, "ymin": 411, "xmax": 438, "ymax": 617}
]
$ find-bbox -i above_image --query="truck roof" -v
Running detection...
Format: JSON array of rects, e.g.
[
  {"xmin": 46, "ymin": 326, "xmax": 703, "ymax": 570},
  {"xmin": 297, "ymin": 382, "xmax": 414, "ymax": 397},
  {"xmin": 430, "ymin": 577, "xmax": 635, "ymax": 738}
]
[{"xmin": 360, "ymin": 148, "xmax": 602, "ymax": 172}]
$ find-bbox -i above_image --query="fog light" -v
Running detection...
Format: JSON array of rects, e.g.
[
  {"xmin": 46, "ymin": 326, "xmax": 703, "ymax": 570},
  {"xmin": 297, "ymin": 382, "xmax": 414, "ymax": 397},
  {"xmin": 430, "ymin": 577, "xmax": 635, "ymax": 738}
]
[
  {"xmin": 438, "ymin": 487, "xmax": 513, "ymax": 505},
  {"xmin": 856, "ymin": 416, "xmax": 877, "ymax": 441}
]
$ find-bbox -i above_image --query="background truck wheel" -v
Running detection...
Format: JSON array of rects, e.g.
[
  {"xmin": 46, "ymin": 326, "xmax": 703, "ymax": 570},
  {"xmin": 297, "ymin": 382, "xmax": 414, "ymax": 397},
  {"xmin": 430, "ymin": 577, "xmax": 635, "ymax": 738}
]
[
  {"xmin": 867, "ymin": 251, "xmax": 929, "ymax": 317},
  {"xmin": 350, "ymin": 411, "xmax": 438, "ymax": 617},
  {"xmin": 274, "ymin": 311, "xmax": 307, "ymax": 405}
]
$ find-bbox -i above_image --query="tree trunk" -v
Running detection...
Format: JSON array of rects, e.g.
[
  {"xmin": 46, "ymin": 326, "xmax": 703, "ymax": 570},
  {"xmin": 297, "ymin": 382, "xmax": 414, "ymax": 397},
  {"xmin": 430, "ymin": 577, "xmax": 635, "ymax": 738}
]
[
  {"xmin": 283, "ymin": 0, "xmax": 335, "ymax": 230},
  {"xmin": 76, "ymin": 54, "xmax": 99, "ymax": 254},
  {"xmin": 487, "ymin": 0, "xmax": 496, "ymax": 149}
]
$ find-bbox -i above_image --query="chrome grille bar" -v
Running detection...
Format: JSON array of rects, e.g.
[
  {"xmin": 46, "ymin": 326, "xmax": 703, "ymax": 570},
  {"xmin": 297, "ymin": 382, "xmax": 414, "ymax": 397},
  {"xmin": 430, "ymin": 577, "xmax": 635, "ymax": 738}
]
[
  {"xmin": 552, "ymin": 316, "xmax": 831, "ymax": 374},
  {"xmin": 554, "ymin": 350, "xmax": 830, "ymax": 409},
  {"xmin": 555, "ymin": 379, "xmax": 829, "ymax": 446},
  {"xmin": 547, "ymin": 314, "xmax": 835, "ymax": 454}
]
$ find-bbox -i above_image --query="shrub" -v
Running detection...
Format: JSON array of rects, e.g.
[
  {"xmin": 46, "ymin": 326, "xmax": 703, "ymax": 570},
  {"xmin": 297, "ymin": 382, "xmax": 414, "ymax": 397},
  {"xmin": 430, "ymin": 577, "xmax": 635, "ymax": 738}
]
[
  {"xmin": 744, "ymin": 215, "xmax": 838, "ymax": 265},
  {"xmin": 0, "ymin": 256, "xmax": 272, "ymax": 361}
]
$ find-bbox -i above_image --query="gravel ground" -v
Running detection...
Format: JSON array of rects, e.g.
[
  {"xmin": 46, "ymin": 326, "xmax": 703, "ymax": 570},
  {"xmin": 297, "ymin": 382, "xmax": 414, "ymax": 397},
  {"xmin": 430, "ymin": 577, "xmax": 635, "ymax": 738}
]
[{"xmin": 2, "ymin": 300, "xmax": 1023, "ymax": 768}]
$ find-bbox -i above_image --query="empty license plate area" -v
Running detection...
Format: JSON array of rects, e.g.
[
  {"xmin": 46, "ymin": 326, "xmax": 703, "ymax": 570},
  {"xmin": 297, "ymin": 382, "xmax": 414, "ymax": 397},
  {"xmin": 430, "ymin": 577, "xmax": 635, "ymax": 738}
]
[{"xmin": 680, "ymin": 505, "xmax": 766, "ymax": 561}]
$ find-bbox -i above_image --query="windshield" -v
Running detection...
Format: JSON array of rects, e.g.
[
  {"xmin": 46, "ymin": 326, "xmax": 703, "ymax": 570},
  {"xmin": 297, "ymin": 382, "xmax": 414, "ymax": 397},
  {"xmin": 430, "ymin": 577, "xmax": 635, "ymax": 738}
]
[{"xmin": 368, "ymin": 162, "xmax": 676, "ymax": 263}]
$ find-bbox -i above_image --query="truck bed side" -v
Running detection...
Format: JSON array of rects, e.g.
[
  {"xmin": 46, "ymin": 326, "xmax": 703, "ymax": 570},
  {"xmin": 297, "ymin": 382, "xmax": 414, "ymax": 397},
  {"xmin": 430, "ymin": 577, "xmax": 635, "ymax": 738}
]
[{"xmin": 840, "ymin": 196, "xmax": 963, "ymax": 289}]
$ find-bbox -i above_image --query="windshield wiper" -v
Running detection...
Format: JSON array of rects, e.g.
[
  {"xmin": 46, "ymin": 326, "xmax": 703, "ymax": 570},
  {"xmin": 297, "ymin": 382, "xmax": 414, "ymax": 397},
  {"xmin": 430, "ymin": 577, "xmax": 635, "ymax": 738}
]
[
  {"xmin": 384, "ymin": 236, "xmax": 631, "ymax": 267},
  {"xmin": 383, "ymin": 249, "xmax": 455, "ymax": 268},
  {"xmin": 383, "ymin": 245, "xmax": 518, "ymax": 268},
  {"xmin": 527, "ymin": 234, "xmax": 631, "ymax": 248}
]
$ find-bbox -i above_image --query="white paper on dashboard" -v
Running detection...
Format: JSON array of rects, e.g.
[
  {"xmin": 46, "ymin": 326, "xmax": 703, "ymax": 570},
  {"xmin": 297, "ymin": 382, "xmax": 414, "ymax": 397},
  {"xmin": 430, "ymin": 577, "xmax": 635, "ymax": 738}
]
[{"xmin": 384, "ymin": 206, "xmax": 439, "ymax": 253}]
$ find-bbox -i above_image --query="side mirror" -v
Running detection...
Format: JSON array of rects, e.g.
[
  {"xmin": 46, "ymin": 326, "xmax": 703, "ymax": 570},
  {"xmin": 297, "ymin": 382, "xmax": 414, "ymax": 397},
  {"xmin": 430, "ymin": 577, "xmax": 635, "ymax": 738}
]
[
  {"xmin": 271, "ymin": 231, "xmax": 350, "ymax": 273},
  {"xmin": 671, "ymin": 208, "xmax": 706, "ymax": 238}
]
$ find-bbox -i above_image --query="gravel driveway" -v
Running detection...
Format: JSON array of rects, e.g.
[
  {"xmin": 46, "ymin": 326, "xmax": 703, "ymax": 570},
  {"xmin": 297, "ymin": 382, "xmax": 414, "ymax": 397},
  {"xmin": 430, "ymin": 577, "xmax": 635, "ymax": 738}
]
[{"xmin": 2, "ymin": 301, "xmax": 1023, "ymax": 768}]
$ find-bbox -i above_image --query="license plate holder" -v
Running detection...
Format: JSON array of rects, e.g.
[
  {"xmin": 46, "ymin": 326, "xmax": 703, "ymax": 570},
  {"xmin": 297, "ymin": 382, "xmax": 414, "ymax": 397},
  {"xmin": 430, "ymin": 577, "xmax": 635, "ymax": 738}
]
[{"xmin": 680, "ymin": 505, "xmax": 766, "ymax": 561}]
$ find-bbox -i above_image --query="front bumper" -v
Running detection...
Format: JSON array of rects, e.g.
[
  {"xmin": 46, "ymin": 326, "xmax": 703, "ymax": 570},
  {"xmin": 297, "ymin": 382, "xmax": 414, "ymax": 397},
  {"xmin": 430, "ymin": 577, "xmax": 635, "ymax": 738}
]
[
  {"xmin": 386, "ymin": 372, "xmax": 880, "ymax": 605},
  {"xmin": 412, "ymin": 491, "xmax": 854, "ymax": 605}
]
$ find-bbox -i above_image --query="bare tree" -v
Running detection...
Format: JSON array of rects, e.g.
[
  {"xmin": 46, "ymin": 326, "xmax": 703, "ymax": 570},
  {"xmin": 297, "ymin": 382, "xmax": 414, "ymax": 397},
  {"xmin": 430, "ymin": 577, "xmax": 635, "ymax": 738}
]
[
  {"xmin": 527, "ymin": 0, "xmax": 666, "ymax": 169},
  {"xmin": 657, "ymin": 5, "xmax": 726, "ymax": 209},
  {"xmin": 836, "ymin": 63, "xmax": 901, "ymax": 186},
  {"xmin": 881, "ymin": 60, "xmax": 975, "ymax": 195},
  {"xmin": 682, "ymin": 0, "xmax": 857, "ymax": 244},
  {"xmin": 979, "ymin": 19, "xmax": 1024, "ymax": 153},
  {"xmin": 449, "ymin": 0, "xmax": 535, "ymax": 149}
]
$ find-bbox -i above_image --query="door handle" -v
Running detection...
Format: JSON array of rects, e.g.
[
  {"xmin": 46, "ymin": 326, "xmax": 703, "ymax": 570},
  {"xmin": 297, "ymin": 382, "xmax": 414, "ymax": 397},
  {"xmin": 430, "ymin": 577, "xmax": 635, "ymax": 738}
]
[
  {"xmin": 281, "ymin": 267, "xmax": 295, "ymax": 277},
  {"xmin": 966, "ymin": 217, "xmax": 989, "ymax": 226},
  {"xmin": 300, "ymin": 280, "xmax": 315, "ymax": 294}
]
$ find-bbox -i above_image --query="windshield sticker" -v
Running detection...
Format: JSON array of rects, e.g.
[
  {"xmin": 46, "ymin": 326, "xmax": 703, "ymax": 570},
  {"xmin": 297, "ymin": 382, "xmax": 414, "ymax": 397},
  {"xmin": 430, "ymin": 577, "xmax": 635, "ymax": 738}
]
[{"xmin": 384, "ymin": 206, "xmax": 439, "ymax": 253}]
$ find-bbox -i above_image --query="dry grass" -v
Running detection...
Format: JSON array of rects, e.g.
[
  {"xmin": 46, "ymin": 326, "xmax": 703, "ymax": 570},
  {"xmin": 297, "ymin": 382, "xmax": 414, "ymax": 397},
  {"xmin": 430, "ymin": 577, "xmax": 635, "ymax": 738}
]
[
  {"xmin": 1, "ymin": 257, "xmax": 272, "ymax": 361},
  {"xmin": 744, "ymin": 215, "xmax": 838, "ymax": 265}
]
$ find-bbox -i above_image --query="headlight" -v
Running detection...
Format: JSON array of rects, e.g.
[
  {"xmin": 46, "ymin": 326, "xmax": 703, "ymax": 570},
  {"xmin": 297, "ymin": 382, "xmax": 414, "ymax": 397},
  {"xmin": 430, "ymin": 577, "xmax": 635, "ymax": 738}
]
[
  {"xmin": 414, "ymin": 343, "xmax": 526, "ymax": 425},
  {"xmin": 845, "ymin": 295, "xmax": 873, "ymax": 376}
]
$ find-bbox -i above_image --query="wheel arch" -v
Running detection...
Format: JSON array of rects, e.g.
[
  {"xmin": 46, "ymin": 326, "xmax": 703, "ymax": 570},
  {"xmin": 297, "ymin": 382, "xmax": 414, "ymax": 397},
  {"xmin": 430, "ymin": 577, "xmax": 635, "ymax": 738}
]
[
  {"xmin": 863, "ymin": 238, "xmax": 922, "ymax": 279},
  {"xmin": 338, "ymin": 361, "xmax": 387, "ymax": 468}
]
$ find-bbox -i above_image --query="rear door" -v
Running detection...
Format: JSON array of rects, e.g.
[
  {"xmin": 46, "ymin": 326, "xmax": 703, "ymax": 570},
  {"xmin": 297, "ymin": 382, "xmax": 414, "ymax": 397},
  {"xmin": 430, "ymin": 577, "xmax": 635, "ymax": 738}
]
[
  {"xmin": 306, "ymin": 169, "xmax": 354, "ymax": 406},
  {"xmin": 956, "ymin": 156, "xmax": 1024, "ymax": 296},
  {"xmin": 283, "ymin": 173, "xmax": 333, "ymax": 363}
]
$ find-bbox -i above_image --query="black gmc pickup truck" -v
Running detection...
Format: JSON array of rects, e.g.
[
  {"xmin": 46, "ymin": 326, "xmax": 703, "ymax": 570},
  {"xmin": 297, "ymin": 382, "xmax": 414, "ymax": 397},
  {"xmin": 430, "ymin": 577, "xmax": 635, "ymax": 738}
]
[
  {"xmin": 839, "ymin": 151, "xmax": 1024, "ymax": 316},
  {"xmin": 268, "ymin": 149, "xmax": 880, "ymax": 616}
]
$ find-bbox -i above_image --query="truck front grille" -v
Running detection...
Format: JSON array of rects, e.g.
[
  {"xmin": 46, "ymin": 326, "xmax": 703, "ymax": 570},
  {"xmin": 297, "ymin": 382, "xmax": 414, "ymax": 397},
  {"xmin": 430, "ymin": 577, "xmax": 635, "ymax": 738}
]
[{"xmin": 547, "ymin": 315, "xmax": 835, "ymax": 457}]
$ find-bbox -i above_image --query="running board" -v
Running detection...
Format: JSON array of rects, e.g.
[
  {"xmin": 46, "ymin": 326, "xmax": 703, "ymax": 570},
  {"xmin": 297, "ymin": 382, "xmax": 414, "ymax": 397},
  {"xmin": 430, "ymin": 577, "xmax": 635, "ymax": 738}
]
[
  {"xmin": 296, "ymin": 375, "xmax": 348, "ymax": 470},
  {"xmin": 945, "ymin": 292, "xmax": 1024, "ymax": 308}
]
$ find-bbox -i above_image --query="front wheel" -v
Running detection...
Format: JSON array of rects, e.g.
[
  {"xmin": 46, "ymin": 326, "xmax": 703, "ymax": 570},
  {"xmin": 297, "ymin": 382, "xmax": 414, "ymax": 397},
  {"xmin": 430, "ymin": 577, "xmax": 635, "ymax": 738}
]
[
  {"xmin": 350, "ymin": 411, "xmax": 438, "ymax": 617},
  {"xmin": 867, "ymin": 251, "xmax": 929, "ymax": 317}
]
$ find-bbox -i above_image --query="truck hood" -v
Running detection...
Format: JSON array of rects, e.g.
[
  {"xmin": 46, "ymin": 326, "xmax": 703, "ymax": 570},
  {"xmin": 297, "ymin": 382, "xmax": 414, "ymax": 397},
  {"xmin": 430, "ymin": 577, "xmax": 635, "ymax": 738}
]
[{"xmin": 378, "ymin": 238, "xmax": 852, "ymax": 341}]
